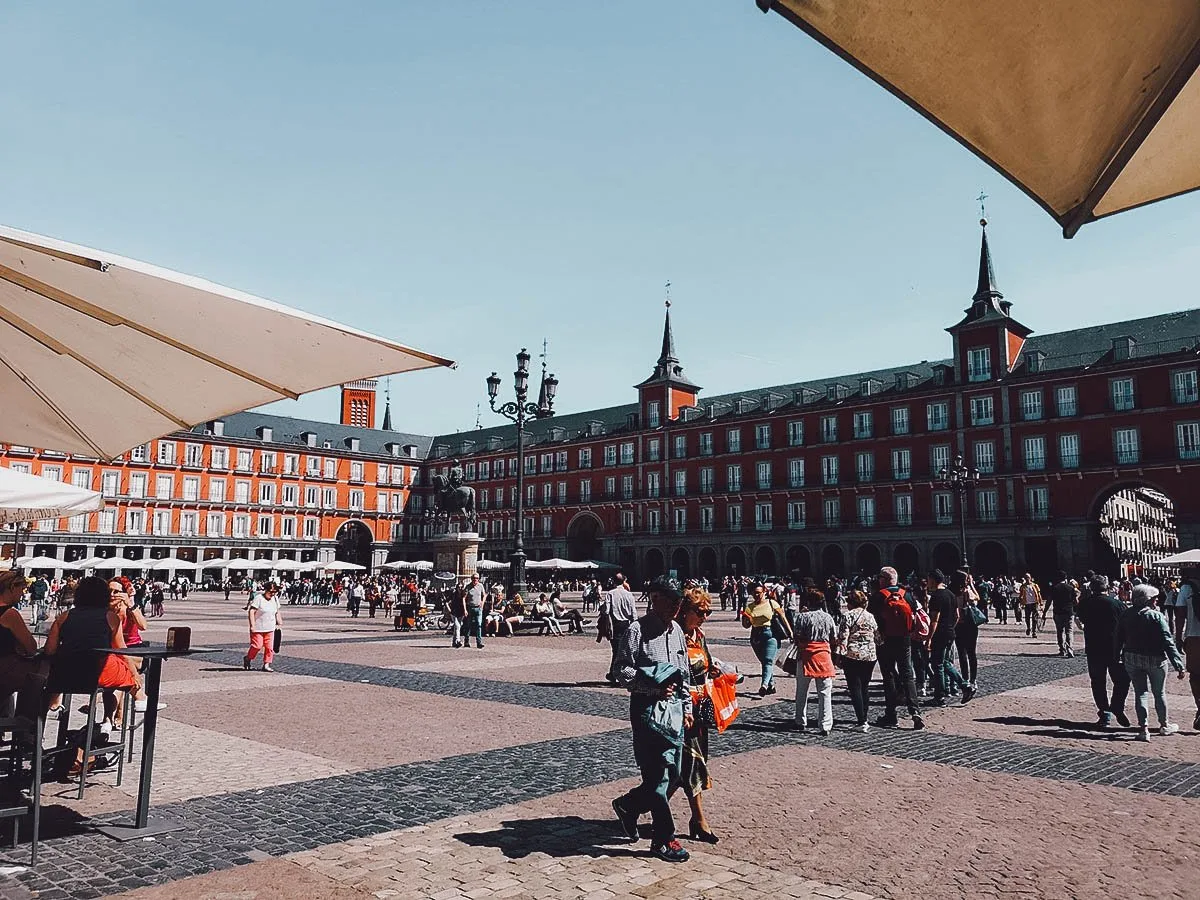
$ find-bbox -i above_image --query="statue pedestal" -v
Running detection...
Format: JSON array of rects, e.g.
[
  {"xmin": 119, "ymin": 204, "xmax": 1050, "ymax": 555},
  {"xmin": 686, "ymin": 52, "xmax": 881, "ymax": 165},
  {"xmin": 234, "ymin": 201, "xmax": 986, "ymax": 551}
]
[{"xmin": 428, "ymin": 531, "xmax": 481, "ymax": 583}]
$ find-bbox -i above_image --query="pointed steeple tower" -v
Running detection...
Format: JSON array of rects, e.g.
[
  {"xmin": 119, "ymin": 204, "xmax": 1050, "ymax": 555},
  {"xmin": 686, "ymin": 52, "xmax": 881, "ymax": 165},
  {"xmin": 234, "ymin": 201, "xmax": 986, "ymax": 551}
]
[
  {"xmin": 636, "ymin": 291, "xmax": 700, "ymax": 425},
  {"xmin": 380, "ymin": 378, "xmax": 393, "ymax": 431},
  {"xmin": 947, "ymin": 216, "xmax": 1032, "ymax": 379}
]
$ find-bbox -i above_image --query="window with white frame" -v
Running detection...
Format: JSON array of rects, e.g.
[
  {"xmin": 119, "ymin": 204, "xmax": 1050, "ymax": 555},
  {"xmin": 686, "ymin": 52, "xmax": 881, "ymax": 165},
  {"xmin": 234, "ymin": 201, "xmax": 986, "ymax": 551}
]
[
  {"xmin": 927, "ymin": 401, "xmax": 949, "ymax": 431},
  {"xmin": 726, "ymin": 429, "xmax": 741, "ymax": 453},
  {"xmin": 542, "ymin": 515, "xmax": 553, "ymax": 537},
  {"xmin": 1173, "ymin": 369, "xmax": 1199, "ymax": 404},
  {"xmin": 101, "ymin": 471, "xmax": 119, "ymax": 497},
  {"xmin": 284, "ymin": 454, "xmax": 299, "ymax": 475},
  {"xmin": 67, "ymin": 514, "xmax": 86, "ymax": 534},
  {"xmin": 540, "ymin": 453, "xmax": 553, "ymax": 473},
  {"xmin": 755, "ymin": 424, "xmax": 771, "ymax": 449},
  {"xmin": 234, "ymin": 480, "xmax": 250, "ymax": 503},
  {"xmin": 71, "ymin": 468, "xmax": 92, "ymax": 490},
  {"xmin": 823, "ymin": 497, "xmax": 840, "ymax": 526},
  {"xmin": 726, "ymin": 465, "xmax": 742, "ymax": 492},
  {"xmin": 788, "ymin": 458, "xmax": 805, "ymax": 487},
  {"xmin": 257, "ymin": 515, "xmax": 273, "ymax": 537},
  {"xmin": 852, "ymin": 411, "xmax": 873, "ymax": 439},
  {"xmin": 237, "ymin": 449, "xmax": 253, "ymax": 471},
  {"xmin": 970, "ymin": 395, "xmax": 994, "ymax": 426},
  {"xmin": 673, "ymin": 507, "xmax": 687, "ymax": 533},
  {"xmin": 674, "ymin": 470, "xmax": 687, "ymax": 496},
  {"xmin": 622, "ymin": 510, "xmax": 636, "ymax": 533},
  {"xmin": 700, "ymin": 506, "xmax": 714, "ymax": 532},
  {"xmin": 891, "ymin": 448, "xmax": 911, "ymax": 480},
  {"xmin": 973, "ymin": 440, "xmax": 995, "ymax": 474},
  {"xmin": 305, "ymin": 455, "xmax": 320, "ymax": 476},
  {"xmin": 206, "ymin": 512, "xmax": 224, "ymax": 537},
  {"xmin": 727, "ymin": 504, "xmax": 742, "ymax": 531},
  {"xmin": 967, "ymin": 347, "xmax": 991, "ymax": 382},
  {"xmin": 153, "ymin": 510, "xmax": 172, "ymax": 535},
  {"xmin": 699, "ymin": 467, "xmax": 714, "ymax": 493},
  {"xmin": 127, "ymin": 510, "xmax": 146, "ymax": 534},
  {"xmin": 931, "ymin": 444, "xmax": 950, "ymax": 476},
  {"xmin": 1026, "ymin": 486, "xmax": 1049, "ymax": 521},
  {"xmin": 183, "ymin": 476, "xmax": 200, "ymax": 501},
  {"xmin": 755, "ymin": 502, "xmax": 772, "ymax": 531},
  {"xmin": 648, "ymin": 439, "xmax": 661, "ymax": 462},
  {"xmin": 157, "ymin": 441, "xmax": 176, "ymax": 465},
  {"xmin": 260, "ymin": 452, "xmax": 276, "ymax": 474},
  {"xmin": 543, "ymin": 483, "xmax": 553, "ymax": 505},
  {"xmin": 477, "ymin": 461, "xmax": 490, "ymax": 480},
  {"xmin": 821, "ymin": 415, "xmax": 838, "ymax": 442},
  {"xmin": 976, "ymin": 488, "xmax": 998, "ymax": 523},
  {"xmin": 1023, "ymin": 436, "xmax": 1046, "ymax": 471},
  {"xmin": 787, "ymin": 420, "xmax": 804, "ymax": 446},
  {"xmin": 787, "ymin": 500, "xmax": 806, "ymax": 529},
  {"xmin": 557, "ymin": 481, "xmax": 567, "ymax": 504},
  {"xmin": 647, "ymin": 401, "xmax": 661, "ymax": 428},
  {"xmin": 232, "ymin": 514, "xmax": 250, "ymax": 538},
  {"xmin": 934, "ymin": 492, "xmax": 954, "ymax": 524},
  {"xmin": 129, "ymin": 443, "xmax": 149, "ymax": 463},
  {"xmin": 98, "ymin": 509, "xmax": 116, "ymax": 534},
  {"xmin": 579, "ymin": 479, "xmax": 591, "ymax": 502},
  {"xmin": 281, "ymin": 518, "xmax": 297, "ymax": 539},
  {"xmin": 603, "ymin": 477, "xmax": 616, "ymax": 499},
  {"xmin": 699, "ymin": 433, "xmax": 713, "ymax": 456},
  {"xmin": 303, "ymin": 485, "xmax": 318, "ymax": 507},
  {"xmin": 603, "ymin": 445, "xmax": 617, "ymax": 466},
  {"xmin": 210, "ymin": 477, "xmax": 229, "ymax": 502},
  {"xmin": 128, "ymin": 473, "xmax": 146, "ymax": 499},
  {"xmin": 303, "ymin": 518, "xmax": 319, "ymax": 539},
  {"xmin": 323, "ymin": 487, "xmax": 336, "ymax": 508},
  {"xmin": 323, "ymin": 458, "xmax": 336, "ymax": 479},
  {"xmin": 212, "ymin": 447, "xmax": 229, "ymax": 470},
  {"xmin": 673, "ymin": 435, "xmax": 687, "ymax": 459},
  {"xmin": 1114, "ymin": 427, "xmax": 1139, "ymax": 464},
  {"xmin": 857, "ymin": 496, "xmax": 876, "ymax": 526},
  {"xmin": 1178, "ymin": 422, "xmax": 1200, "ymax": 460},
  {"xmin": 1020, "ymin": 390, "xmax": 1043, "ymax": 421},
  {"xmin": 376, "ymin": 493, "xmax": 388, "ymax": 513},
  {"xmin": 478, "ymin": 490, "xmax": 489, "ymax": 510},
  {"xmin": 180, "ymin": 512, "xmax": 198, "ymax": 537},
  {"xmin": 894, "ymin": 493, "xmax": 913, "ymax": 526},
  {"xmin": 350, "ymin": 461, "xmax": 364, "ymax": 482},
  {"xmin": 281, "ymin": 484, "xmax": 298, "ymax": 506},
  {"xmin": 526, "ymin": 484, "xmax": 535, "ymax": 505},
  {"xmin": 620, "ymin": 442, "xmax": 635, "ymax": 464},
  {"xmin": 756, "ymin": 461, "xmax": 772, "ymax": 490},
  {"xmin": 855, "ymin": 451, "xmax": 874, "ymax": 482},
  {"xmin": 891, "ymin": 407, "xmax": 910, "ymax": 435},
  {"xmin": 349, "ymin": 489, "xmax": 364, "ymax": 510},
  {"xmin": 579, "ymin": 448, "xmax": 592, "ymax": 468},
  {"xmin": 1059, "ymin": 433, "xmax": 1080, "ymax": 468},
  {"xmin": 1055, "ymin": 385, "xmax": 1077, "ymax": 417},
  {"xmin": 1111, "ymin": 377, "xmax": 1135, "ymax": 411},
  {"xmin": 648, "ymin": 508, "xmax": 661, "ymax": 534},
  {"xmin": 155, "ymin": 474, "xmax": 173, "ymax": 499},
  {"xmin": 40, "ymin": 465, "xmax": 62, "ymax": 483},
  {"xmin": 622, "ymin": 475, "xmax": 634, "ymax": 500},
  {"xmin": 822, "ymin": 455, "xmax": 839, "ymax": 486},
  {"xmin": 646, "ymin": 472, "xmax": 660, "ymax": 498},
  {"xmin": 258, "ymin": 482, "xmax": 275, "ymax": 504}
]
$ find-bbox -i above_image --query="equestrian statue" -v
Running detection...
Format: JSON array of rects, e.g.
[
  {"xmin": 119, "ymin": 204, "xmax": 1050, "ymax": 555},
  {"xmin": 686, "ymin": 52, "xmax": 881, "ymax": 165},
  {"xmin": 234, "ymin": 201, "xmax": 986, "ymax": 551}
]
[{"xmin": 429, "ymin": 460, "xmax": 477, "ymax": 529}]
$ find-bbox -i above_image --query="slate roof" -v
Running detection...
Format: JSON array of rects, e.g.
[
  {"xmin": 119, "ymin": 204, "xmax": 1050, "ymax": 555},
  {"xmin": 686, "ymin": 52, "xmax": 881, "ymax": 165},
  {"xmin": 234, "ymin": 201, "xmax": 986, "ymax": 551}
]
[{"xmin": 186, "ymin": 410, "xmax": 434, "ymax": 460}]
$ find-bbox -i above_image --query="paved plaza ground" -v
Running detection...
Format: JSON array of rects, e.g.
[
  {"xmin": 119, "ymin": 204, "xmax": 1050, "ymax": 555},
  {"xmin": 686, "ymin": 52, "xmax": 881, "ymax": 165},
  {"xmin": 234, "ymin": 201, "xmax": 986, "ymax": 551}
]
[{"xmin": 1, "ymin": 592, "xmax": 1198, "ymax": 899}]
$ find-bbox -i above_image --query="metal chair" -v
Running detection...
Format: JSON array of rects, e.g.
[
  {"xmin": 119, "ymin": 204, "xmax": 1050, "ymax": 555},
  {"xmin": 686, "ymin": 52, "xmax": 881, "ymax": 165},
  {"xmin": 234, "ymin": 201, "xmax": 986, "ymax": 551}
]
[{"xmin": 0, "ymin": 672, "xmax": 49, "ymax": 864}]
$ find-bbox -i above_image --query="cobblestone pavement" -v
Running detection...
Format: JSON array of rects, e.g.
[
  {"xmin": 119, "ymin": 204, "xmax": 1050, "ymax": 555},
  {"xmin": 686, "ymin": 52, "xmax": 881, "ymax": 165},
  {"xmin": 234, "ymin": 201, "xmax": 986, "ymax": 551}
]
[{"xmin": 0, "ymin": 595, "xmax": 1197, "ymax": 899}]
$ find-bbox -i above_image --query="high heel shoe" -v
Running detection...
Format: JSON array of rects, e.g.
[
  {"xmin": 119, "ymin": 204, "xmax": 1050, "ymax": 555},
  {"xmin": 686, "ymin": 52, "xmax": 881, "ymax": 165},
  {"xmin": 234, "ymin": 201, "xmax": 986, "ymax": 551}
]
[{"xmin": 689, "ymin": 821, "xmax": 719, "ymax": 844}]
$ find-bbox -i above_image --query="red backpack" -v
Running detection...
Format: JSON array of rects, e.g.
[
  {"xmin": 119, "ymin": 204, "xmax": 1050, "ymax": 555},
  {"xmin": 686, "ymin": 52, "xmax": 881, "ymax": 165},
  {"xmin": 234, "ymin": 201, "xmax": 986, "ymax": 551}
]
[{"xmin": 880, "ymin": 586, "xmax": 915, "ymax": 638}]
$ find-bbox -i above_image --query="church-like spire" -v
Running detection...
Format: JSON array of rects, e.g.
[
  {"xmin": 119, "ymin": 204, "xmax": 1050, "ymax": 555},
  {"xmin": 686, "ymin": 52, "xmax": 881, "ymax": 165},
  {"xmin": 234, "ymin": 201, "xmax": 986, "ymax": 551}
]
[
  {"xmin": 636, "ymin": 290, "xmax": 699, "ymax": 392},
  {"xmin": 380, "ymin": 378, "xmax": 393, "ymax": 430},
  {"xmin": 973, "ymin": 217, "xmax": 1003, "ymax": 305},
  {"xmin": 659, "ymin": 299, "xmax": 678, "ymax": 364}
]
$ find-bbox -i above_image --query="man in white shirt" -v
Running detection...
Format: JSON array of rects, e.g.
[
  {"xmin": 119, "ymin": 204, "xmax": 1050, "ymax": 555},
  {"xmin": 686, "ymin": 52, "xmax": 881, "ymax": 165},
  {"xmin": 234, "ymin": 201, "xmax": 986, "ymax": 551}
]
[
  {"xmin": 244, "ymin": 582, "xmax": 283, "ymax": 672},
  {"xmin": 1178, "ymin": 567, "xmax": 1200, "ymax": 731},
  {"xmin": 602, "ymin": 573, "xmax": 638, "ymax": 683}
]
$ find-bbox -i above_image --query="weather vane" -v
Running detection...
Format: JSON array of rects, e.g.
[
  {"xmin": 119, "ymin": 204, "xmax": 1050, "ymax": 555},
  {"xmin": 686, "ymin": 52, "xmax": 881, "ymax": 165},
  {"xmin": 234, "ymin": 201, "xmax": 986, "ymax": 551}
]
[
  {"xmin": 665, "ymin": 280, "xmax": 671, "ymax": 309},
  {"xmin": 977, "ymin": 191, "xmax": 989, "ymax": 224}
]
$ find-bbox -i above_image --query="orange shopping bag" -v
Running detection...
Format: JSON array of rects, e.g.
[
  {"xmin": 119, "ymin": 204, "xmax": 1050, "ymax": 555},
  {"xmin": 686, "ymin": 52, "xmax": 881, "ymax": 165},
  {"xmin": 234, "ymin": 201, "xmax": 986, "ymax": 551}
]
[{"xmin": 709, "ymin": 672, "xmax": 740, "ymax": 733}]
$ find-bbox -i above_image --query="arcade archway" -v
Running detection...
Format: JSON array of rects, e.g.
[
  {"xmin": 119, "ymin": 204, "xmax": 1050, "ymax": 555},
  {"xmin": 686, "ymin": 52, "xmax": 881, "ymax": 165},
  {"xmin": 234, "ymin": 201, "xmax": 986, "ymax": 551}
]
[
  {"xmin": 566, "ymin": 512, "xmax": 603, "ymax": 562},
  {"xmin": 644, "ymin": 548, "xmax": 665, "ymax": 580},
  {"xmin": 754, "ymin": 546, "xmax": 778, "ymax": 575},
  {"xmin": 670, "ymin": 547, "xmax": 691, "ymax": 580},
  {"xmin": 854, "ymin": 543, "xmax": 881, "ymax": 574},
  {"xmin": 697, "ymin": 547, "xmax": 718, "ymax": 582},
  {"xmin": 1093, "ymin": 483, "xmax": 1178, "ymax": 579},
  {"xmin": 336, "ymin": 520, "xmax": 374, "ymax": 570},
  {"xmin": 785, "ymin": 545, "xmax": 812, "ymax": 578},
  {"xmin": 974, "ymin": 540, "xmax": 1009, "ymax": 576},
  {"xmin": 892, "ymin": 543, "xmax": 920, "ymax": 578},
  {"xmin": 726, "ymin": 547, "xmax": 747, "ymax": 577},
  {"xmin": 821, "ymin": 544, "xmax": 845, "ymax": 577},
  {"xmin": 932, "ymin": 541, "xmax": 961, "ymax": 573}
]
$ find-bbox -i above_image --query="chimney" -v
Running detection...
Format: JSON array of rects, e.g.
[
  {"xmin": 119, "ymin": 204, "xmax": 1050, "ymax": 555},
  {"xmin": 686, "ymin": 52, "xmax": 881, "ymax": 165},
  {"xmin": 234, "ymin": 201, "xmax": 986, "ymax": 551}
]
[{"xmin": 340, "ymin": 379, "xmax": 378, "ymax": 428}]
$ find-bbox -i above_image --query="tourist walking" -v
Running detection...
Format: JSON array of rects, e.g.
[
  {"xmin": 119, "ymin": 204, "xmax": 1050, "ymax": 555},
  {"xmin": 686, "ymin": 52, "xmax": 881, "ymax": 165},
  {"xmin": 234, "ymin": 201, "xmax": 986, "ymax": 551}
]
[
  {"xmin": 952, "ymin": 571, "xmax": 982, "ymax": 694},
  {"xmin": 927, "ymin": 570, "xmax": 971, "ymax": 705},
  {"xmin": 837, "ymin": 589, "xmax": 880, "ymax": 731},
  {"xmin": 244, "ymin": 582, "xmax": 282, "ymax": 672},
  {"xmin": 465, "ymin": 573, "xmax": 487, "ymax": 648},
  {"xmin": 602, "ymin": 573, "xmax": 638, "ymax": 684},
  {"xmin": 1042, "ymin": 571, "xmax": 1078, "ymax": 657},
  {"xmin": 610, "ymin": 576, "xmax": 692, "ymax": 864},
  {"xmin": 448, "ymin": 583, "xmax": 468, "ymax": 648},
  {"xmin": 672, "ymin": 585, "xmax": 721, "ymax": 843},
  {"xmin": 870, "ymin": 567, "xmax": 924, "ymax": 729},
  {"xmin": 793, "ymin": 588, "xmax": 838, "ymax": 734},
  {"xmin": 1020, "ymin": 574, "xmax": 1042, "ymax": 637},
  {"xmin": 1117, "ymin": 584, "xmax": 1185, "ymax": 741},
  {"xmin": 741, "ymin": 582, "xmax": 792, "ymax": 696},
  {"xmin": 1077, "ymin": 575, "xmax": 1131, "ymax": 727}
]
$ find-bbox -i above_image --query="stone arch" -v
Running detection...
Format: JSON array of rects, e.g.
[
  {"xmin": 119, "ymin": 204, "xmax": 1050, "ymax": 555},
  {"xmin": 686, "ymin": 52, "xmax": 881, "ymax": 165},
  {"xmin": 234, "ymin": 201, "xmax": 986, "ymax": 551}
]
[
  {"xmin": 892, "ymin": 543, "xmax": 920, "ymax": 579},
  {"xmin": 336, "ymin": 519, "xmax": 375, "ymax": 570},
  {"xmin": 821, "ymin": 544, "xmax": 845, "ymax": 577},
  {"xmin": 697, "ymin": 547, "xmax": 718, "ymax": 581},
  {"xmin": 974, "ymin": 540, "xmax": 1009, "ymax": 576},
  {"xmin": 754, "ymin": 546, "xmax": 778, "ymax": 576},
  {"xmin": 854, "ymin": 543, "xmax": 881, "ymax": 575},
  {"xmin": 566, "ymin": 511, "xmax": 603, "ymax": 562},
  {"xmin": 726, "ymin": 547, "xmax": 747, "ymax": 577},
  {"xmin": 1090, "ymin": 480, "xmax": 1179, "ymax": 579},
  {"xmin": 932, "ymin": 541, "xmax": 962, "ymax": 573},
  {"xmin": 670, "ymin": 547, "xmax": 691, "ymax": 580},
  {"xmin": 785, "ymin": 545, "xmax": 812, "ymax": 578},
  {"xmin": 644, "ymin": 548, "xmax": 665, "ymax": 580}
]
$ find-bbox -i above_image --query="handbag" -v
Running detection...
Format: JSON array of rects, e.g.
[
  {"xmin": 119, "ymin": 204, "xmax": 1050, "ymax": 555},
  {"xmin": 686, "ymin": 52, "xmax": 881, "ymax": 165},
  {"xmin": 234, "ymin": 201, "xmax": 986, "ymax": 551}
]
[
  {"xmin": 968, "ymin": 604, "xmax": 987, "ymax": 627},
  {"xmin": 776, "ymin": 643, "xmax": 798, "ymax": 676},
  {"xmin": 645, "ymin": 697, "xmax": 685, "ymax": 741},
  {"xmin": 708, "ymin": 672, "xmax": 740, "ymax": 732},
  {"xmin": 770, "ymin": 611, "xmax": 791, "ymax": 643}
]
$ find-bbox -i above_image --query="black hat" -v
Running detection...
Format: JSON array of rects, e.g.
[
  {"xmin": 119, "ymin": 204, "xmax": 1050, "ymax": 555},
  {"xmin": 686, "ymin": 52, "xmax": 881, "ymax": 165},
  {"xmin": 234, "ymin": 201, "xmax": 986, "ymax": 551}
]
[{"xmin": 647, "ymin": 575, "xmax": 683, "ymax": 601}]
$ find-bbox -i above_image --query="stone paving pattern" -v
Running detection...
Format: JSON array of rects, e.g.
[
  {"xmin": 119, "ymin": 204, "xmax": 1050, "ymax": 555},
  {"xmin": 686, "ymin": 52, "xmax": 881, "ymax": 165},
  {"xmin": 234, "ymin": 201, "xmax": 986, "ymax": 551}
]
[{"xmin": 0, "ymin": 594, "xmax": 1196, "ymax": 899}]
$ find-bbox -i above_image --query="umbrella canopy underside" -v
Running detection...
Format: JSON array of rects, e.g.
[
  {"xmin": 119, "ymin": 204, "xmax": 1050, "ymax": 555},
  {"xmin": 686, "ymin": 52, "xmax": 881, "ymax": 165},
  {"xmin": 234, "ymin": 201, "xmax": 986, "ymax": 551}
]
[
  {"xmin": 0, "ymin": 225, "xmax": 453, "ymax": 459},
  {"xmin": 759, "ymin": 1, "xmax": 1200, "ymax": 235}
]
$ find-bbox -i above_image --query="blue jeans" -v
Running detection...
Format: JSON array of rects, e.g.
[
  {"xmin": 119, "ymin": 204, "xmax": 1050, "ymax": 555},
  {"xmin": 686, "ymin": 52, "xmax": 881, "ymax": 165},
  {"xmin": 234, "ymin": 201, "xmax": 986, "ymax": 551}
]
[
  {"xmin": 750, "ymin": 628, "xmax": 779, "ymax": 689},
  {"xmin": 1125, "ymin": 653, "xmax": 1169, "ymax": 728},
  {"xmin": 466, "ymin": 608, "xmax": 484, "ymax": 646},
  {"xmin": 931, "ymin": 636, "xmax": 964, "ymax": 698}
]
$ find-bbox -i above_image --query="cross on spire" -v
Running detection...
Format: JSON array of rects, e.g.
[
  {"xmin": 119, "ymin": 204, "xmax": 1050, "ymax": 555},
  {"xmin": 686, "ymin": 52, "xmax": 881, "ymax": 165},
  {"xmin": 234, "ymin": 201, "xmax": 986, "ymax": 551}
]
[{"xmin": 977, "ymin": 190, "xmax": 989, "ymax": 224}]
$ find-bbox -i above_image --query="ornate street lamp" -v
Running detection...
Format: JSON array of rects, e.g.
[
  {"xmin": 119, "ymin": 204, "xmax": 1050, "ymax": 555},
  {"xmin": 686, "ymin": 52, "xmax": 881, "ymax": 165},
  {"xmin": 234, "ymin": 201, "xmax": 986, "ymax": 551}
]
[
  {"xmin": 486, "ymin": 349, "xmax": 558, "ymax": 596},
  {"xmin": 939, "ymin": 453, "xmax": 980, "ymax": 570}
]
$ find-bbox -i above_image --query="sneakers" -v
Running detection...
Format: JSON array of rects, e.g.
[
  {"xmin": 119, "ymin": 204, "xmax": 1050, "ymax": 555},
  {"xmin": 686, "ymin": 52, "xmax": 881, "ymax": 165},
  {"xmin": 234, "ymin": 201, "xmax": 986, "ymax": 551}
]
[
  {"xmin": 651, "ymin": 839, "xmax": 690, "ymax": 863},
  {"xmin": 1136, "ymin": 727, "xmax": 1150, "ymax": 742},
  {"xmin": 857, "ymin": 723, "xmax": 870, "ymax": 733},
  {"xmin": 262, "ymin": 663, "xmax": 274, "ymax": 672},
  {"xmin": 1113, "ymin": 710, "xmax": 1131, "ymax": 728},
  {"xmin": 243, "ymin": 655, "xmax": 251, "ymax": 671},
  {"xmin": 452, "ymin": 641, "xmax": 462, "ymax": 649},
  {"xmin": 1193, "ymin": 710, "xmax": 1200, "ymax": 732},
  {"xmin": 1066, "ymin": 649, "xmax": 1075, "ymax": 658},
  {"xmin": 912, "ymin": 715, "xmax": 926, "ymax": 730},
  {"xmin": 611, "ymin": 798, "xmax": 639, "ymax": 840},
  {"xmin": 960, "ymin": 686, "xmax": 975, "ymax": 705},
  {"xmin": 1160, "ymin": 723, "xmax": 1180, "ymax": 736},
  {"xmin": 1097, "ymin": 711, "xmax": 1113, "ymax": 728}
]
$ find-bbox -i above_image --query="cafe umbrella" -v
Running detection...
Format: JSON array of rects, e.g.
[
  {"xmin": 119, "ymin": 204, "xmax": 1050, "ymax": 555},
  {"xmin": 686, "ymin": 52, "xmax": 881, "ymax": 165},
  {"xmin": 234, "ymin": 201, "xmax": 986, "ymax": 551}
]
[{"xmin": 755, "ymin": 1, "xmax": 1200, "ymax": 237}]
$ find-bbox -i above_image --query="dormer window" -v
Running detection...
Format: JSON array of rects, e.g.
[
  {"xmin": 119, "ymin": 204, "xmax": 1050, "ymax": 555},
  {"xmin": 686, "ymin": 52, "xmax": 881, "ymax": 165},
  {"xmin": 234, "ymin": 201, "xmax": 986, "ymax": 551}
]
[
  {"xmin": 1113, "ymin": 336, "xmax": 1136, "ymax": 361},
  {"xmin": 211, "ymin": 420, "xmax": 225, "ymax": 437},
  {"xmin": 1025, "ymin": 350, "xmax": 1046, "ymax": 374},
  {"xmin": 402, "ymin": 443, "xmax": 418, "ymax": 457},
  {"xmin": 256, "ymin": 426, "xmax": 273, "ymax": 442},
  {"xmin": 344, "ymin": 437, "xmax": 360, "ymax": 452},
  {"xmin": 301, "ymin": 431, "xmax": 318, "ymax": 448}
]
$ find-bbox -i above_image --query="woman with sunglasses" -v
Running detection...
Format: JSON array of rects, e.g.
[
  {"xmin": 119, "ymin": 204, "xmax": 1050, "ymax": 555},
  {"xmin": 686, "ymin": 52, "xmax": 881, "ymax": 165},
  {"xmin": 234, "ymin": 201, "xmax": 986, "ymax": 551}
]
[{"xmin": 740, "ymin": 581, "xmax": 793, "ymax": 696}]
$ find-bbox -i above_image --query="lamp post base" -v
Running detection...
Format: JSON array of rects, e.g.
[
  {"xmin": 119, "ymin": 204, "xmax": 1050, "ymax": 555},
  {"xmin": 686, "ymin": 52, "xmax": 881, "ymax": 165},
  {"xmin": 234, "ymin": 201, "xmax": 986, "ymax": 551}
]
[{"xmin": 508, "ymin": 548, "xmax": 528, "ymax": 599}]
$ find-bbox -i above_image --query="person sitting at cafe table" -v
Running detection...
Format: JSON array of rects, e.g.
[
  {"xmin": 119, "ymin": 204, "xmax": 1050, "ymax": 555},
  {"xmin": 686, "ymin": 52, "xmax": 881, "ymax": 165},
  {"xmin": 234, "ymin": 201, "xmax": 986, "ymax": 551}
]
[{"xmin": 0, "ymin": 570, "xmax": 39, "ymax": 709}]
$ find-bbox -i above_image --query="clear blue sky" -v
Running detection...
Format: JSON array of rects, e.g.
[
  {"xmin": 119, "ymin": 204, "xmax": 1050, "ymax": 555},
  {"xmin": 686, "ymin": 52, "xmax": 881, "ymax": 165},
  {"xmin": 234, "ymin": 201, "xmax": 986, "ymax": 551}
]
[{"xmin": 3, "ymin": 2, "xmax": 1199, "ymax": 438}]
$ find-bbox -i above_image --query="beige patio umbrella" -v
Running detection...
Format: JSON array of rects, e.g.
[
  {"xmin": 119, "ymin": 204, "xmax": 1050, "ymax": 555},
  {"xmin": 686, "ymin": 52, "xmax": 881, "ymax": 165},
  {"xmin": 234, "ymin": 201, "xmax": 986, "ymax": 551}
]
[
  {"xmin": 756, "ymin": 1, "xmax": 1200, "ymax": 236},
  {"xmin": 0, "ymin": 225, "xmax": 454, "ymax": 459}
]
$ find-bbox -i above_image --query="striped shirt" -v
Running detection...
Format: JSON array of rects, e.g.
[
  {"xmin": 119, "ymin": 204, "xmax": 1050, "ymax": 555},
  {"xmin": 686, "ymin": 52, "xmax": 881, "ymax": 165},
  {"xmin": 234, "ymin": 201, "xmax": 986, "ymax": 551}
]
[{"xmin": 614, "ymin": 613, "xmax": 692, "ymax": 716}]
